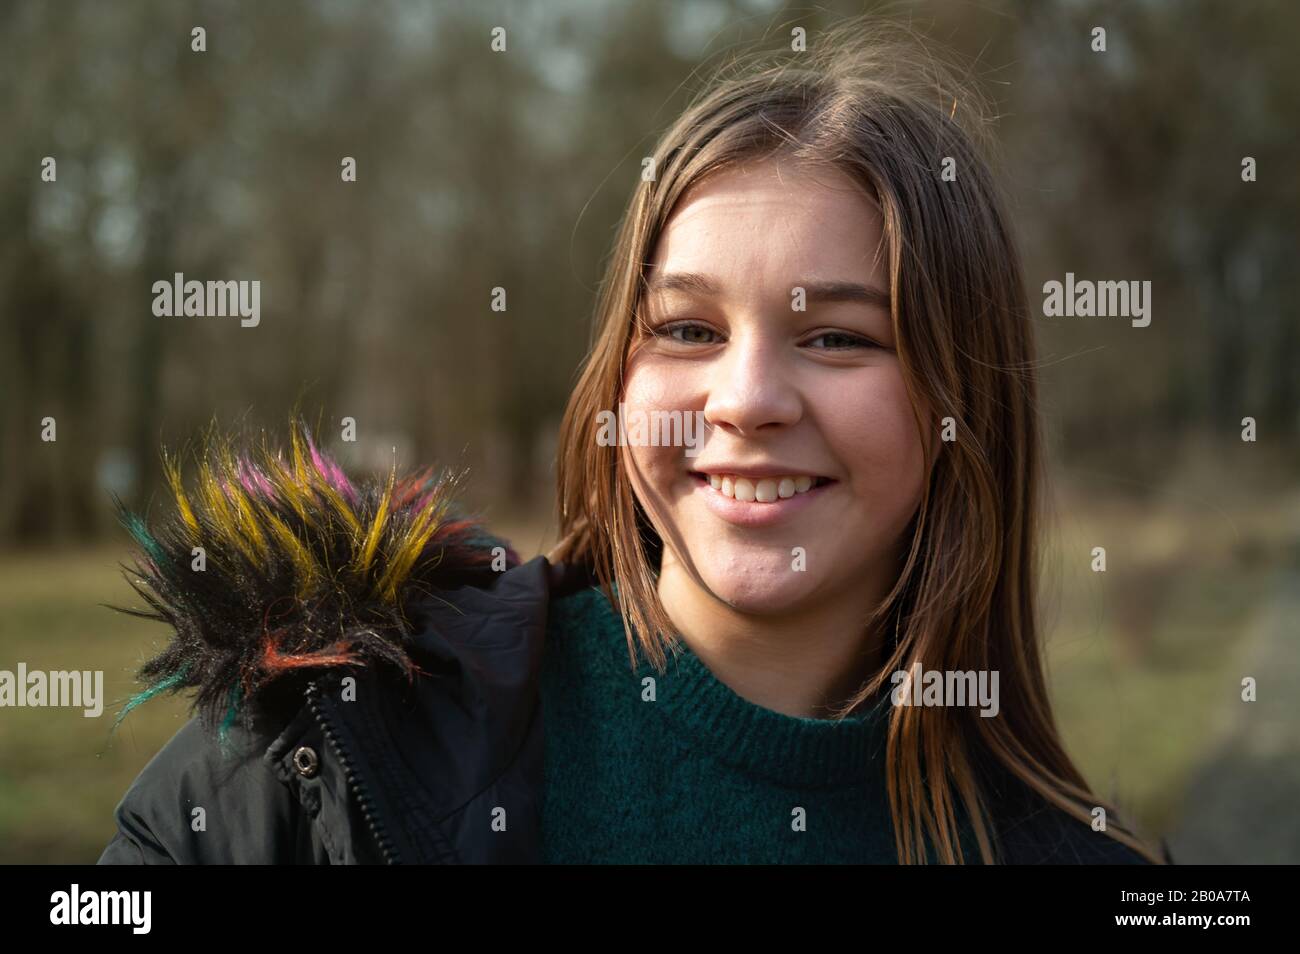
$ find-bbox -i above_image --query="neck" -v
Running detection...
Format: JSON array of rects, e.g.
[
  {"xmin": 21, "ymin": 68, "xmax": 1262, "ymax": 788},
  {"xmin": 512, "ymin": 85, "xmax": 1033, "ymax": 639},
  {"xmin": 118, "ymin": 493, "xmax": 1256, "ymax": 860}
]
[{"xmin": 655, "ymin": 554, "xmax": 893, "ymax": 720}]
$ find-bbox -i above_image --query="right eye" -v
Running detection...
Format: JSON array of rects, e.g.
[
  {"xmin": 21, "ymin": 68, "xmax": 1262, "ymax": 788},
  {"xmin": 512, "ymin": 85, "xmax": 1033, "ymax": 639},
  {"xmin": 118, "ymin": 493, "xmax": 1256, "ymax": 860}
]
[{"xmin": 652, "ymin": 321, "xmax": 723, "ymax": 345}]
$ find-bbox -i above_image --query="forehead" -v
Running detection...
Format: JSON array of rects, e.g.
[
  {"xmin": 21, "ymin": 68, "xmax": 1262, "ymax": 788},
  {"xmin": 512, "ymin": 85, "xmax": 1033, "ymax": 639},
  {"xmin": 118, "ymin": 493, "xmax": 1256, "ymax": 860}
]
[{"xmin": 647, "ymin": 159, "xmax": 886, "ymax": 286}]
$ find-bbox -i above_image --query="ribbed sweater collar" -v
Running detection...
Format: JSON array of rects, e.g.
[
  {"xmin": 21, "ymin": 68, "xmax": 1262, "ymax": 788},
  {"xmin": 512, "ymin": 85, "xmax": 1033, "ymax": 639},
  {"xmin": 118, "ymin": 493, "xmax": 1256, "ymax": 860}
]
[{"xmin": 577, "ymin": 586, "xmax": 893, "ymax": 789}]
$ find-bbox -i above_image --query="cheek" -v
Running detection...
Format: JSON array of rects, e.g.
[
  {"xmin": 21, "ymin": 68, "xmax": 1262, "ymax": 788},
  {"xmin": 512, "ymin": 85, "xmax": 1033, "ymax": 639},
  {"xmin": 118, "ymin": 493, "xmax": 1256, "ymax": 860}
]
[
  {"xmin": 620, "ymin": 360, "xmax": 698, "ymax": 497},
  {"xmin": 622, "ymin": 355, "xmax": 682, "ymax": 408},
  {"xmin": 819, "ymin": 370, "xmax": 928, "ymax": 497}
]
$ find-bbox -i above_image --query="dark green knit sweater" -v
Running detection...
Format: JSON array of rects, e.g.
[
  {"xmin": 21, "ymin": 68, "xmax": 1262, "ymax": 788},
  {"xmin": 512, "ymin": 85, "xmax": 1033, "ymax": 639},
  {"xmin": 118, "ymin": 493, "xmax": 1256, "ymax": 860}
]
[{"xmin": 540, "ymin": 585, "xmax": 977, "ymax": 864}]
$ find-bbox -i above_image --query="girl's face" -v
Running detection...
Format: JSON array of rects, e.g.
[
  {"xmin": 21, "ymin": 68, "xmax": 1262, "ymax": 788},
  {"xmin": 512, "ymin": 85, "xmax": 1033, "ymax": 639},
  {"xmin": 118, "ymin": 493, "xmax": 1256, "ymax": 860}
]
[{"xmin": 623, "ymin": 157, "xmax": 935, "ymax": 616}]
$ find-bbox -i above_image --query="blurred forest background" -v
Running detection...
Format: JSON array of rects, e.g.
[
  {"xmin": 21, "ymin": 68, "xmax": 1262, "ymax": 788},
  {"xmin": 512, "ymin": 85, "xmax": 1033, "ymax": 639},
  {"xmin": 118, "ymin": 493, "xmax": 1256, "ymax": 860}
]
[{"xmin": 1, "ymin": 0, "xmax": 1297, "ymax": 863}]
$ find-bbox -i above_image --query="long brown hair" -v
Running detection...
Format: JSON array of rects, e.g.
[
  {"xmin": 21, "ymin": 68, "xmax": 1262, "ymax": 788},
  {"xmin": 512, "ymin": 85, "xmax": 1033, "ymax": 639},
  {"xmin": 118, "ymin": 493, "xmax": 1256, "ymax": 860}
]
[{"xmin": 551, "ymin": 16, "xmax": 1161, "ymax": 864}]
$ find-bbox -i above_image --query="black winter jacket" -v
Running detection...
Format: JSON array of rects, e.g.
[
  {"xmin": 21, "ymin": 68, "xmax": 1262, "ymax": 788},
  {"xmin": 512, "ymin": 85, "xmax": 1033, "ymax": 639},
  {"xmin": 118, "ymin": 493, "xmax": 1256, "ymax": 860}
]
[
  {"xmin": 100, "ymin": 555, "xmax": 588, "ymax": 864},
  {"xmin": 97, "ymin": 429, "xmax": 1162, "ymax": 865}
]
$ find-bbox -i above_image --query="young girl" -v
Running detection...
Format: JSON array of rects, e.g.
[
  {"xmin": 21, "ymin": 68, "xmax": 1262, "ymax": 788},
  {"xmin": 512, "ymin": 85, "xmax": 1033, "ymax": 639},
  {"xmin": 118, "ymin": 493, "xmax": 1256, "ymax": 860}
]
[{"xmin": 99, "ymin": 22, "xmax": 1162, "ymax": 865}]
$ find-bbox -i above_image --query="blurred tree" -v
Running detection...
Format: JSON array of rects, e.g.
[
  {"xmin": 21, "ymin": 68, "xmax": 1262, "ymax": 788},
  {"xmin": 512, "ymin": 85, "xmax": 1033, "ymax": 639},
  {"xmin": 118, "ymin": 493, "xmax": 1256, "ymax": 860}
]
[{"xmin": 0, "ymin": 0, "xmax": 1295, "ymax": 545}]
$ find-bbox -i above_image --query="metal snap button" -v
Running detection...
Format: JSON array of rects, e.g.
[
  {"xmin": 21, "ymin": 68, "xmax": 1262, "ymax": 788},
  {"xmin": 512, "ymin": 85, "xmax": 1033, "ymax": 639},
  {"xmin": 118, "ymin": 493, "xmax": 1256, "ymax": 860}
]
[{"xmin": 292, "ymin": 745, "xmax": 320, "ymax": 778}]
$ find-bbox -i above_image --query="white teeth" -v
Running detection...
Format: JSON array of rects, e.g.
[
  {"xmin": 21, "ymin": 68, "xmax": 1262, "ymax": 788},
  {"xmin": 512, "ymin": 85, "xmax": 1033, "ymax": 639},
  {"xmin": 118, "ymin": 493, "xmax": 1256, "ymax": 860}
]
[{"xmin": 703, "ymin": 473, "xmax": 824, "ymax": 503}]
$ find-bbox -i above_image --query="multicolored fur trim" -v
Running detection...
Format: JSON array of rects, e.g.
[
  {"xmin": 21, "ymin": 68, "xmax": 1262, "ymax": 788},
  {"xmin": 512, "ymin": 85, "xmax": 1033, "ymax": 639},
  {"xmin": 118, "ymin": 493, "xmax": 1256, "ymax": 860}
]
[{"xmin": 109, "ymin": 419, "xmax": 518, "ymax": 739}]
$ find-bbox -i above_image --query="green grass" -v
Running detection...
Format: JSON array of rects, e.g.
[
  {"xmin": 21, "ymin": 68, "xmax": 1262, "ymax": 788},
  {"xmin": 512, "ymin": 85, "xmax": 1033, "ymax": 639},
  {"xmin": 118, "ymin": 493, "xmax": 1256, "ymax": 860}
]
[
  {"xmin": 0, "ymin": 547, "xmax": 191, "ymax": 863},
  {"xmin": 1041, "ymin": 499, "xmax": 1287, "ymax": 842}
]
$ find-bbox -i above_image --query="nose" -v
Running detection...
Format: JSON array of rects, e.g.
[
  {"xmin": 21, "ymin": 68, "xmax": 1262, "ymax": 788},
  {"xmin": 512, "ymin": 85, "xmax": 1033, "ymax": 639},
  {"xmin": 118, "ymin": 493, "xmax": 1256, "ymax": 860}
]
[{"xmin": 702, "ymin": 331, "xmax": 802, "ymax": 437}]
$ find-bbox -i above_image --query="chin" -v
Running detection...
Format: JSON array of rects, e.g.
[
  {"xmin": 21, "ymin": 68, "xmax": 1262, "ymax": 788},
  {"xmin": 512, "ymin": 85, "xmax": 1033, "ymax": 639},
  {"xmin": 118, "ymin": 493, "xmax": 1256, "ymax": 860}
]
[{"xmin": 695, "ymin": 554, "xmax": 825, "ymax": 615}]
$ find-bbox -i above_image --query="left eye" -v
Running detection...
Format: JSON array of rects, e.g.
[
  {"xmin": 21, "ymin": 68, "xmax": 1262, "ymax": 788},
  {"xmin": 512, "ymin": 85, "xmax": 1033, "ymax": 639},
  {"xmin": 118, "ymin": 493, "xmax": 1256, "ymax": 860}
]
[{"xmin": 806, "ymin": 332, "xmax": 874, "ymax": 350}]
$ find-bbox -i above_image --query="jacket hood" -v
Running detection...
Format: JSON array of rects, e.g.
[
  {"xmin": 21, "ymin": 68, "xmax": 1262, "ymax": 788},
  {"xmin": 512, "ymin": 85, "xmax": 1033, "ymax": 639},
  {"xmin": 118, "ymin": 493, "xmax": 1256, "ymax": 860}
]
[{"xmin": 109, "ymin": 419, "xmax": 519, "ymax": 739}]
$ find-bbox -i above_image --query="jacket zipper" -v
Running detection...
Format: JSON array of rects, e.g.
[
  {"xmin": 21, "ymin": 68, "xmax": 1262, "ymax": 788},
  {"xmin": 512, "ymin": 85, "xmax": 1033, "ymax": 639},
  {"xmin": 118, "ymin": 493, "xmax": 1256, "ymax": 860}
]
[{"xmin": 306, "ymin": 679, "xmax": 402, "ymax": 864}]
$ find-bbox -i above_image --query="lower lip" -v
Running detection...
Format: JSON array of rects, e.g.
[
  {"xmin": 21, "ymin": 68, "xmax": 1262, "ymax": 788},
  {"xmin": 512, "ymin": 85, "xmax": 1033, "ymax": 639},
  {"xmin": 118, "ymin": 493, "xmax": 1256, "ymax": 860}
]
[{"xmin": 691, "ymin": 474, "xmax": 834, "ymax": 528}]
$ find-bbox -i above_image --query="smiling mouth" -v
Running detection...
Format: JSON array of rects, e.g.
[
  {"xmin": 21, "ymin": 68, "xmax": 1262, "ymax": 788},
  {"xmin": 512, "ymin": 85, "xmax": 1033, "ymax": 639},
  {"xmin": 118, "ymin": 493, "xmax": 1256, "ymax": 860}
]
[{"xmin": 689, "ymin": 471, "xmax": 835, "ymax": 503}]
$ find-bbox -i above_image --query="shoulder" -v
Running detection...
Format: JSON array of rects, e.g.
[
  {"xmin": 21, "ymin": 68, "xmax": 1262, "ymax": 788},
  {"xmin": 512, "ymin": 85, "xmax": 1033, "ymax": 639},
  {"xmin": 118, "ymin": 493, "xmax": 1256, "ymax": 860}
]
[
  {"xmin": 984, "ymin": 772, "xmax": 1160, "ymax": 864},
  {"xmin": 99, "ymin": 696, "xmax": 317, "ymax": 864},
  {"xmin": 993, "ymin": 799, "xmax": 1156, "ymax": 864},
  {"xmin": 967, "ymin": 732, "xmax": 1160, "ymax": 865}
]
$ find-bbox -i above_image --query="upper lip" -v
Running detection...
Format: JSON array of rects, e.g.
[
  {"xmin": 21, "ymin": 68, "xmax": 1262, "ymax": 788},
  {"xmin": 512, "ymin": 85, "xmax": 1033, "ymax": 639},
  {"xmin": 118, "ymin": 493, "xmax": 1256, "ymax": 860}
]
[{"xmin": 689, "ymin": 464, "xmax": 829, "ymax": 479}]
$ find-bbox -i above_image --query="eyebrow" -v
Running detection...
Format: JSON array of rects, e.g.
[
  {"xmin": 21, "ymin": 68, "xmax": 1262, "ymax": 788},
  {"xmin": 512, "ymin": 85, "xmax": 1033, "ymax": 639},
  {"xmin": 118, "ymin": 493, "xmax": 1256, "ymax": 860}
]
[{"xmin": 644, "ymin": 271, "xmax": 890, "ymax": 310}]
